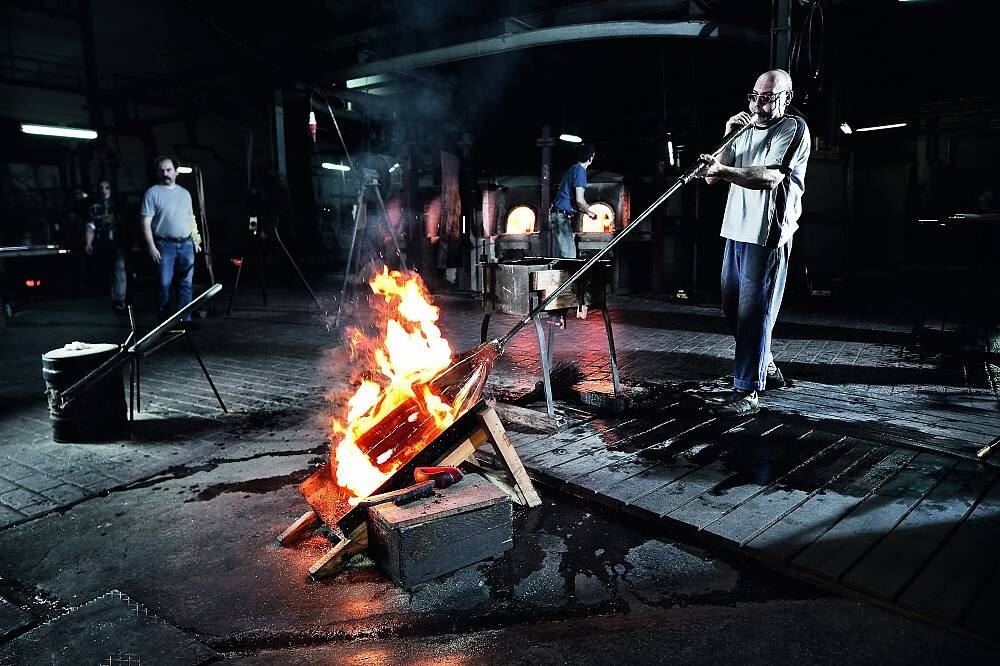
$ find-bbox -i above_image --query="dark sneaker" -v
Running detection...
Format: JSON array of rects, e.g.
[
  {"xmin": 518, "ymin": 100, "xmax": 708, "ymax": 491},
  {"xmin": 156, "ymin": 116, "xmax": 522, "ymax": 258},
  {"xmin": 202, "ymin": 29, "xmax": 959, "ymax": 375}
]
[
  {"xmin": 710, "ymin": 389, "xmax": 760, "ymax": 416},
  {"xmin": 112, "ymin": 302, "xmax": 127, "ymax": 315},
  {"xmin": 765, "ymin": 362, "xmax": 786, "ymax": 390}
]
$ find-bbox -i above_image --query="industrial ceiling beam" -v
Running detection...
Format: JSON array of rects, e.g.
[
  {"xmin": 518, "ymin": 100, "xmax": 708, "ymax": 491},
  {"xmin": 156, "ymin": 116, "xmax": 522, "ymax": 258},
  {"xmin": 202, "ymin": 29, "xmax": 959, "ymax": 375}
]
[{"xmin": 329, "ymin": 20, "xmax": 765, "ymax": 82}]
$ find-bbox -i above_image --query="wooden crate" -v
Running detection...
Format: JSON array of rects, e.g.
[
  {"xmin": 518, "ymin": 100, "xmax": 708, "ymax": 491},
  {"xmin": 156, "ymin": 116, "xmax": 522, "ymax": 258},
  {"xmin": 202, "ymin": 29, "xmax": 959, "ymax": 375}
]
[{"xmin": 367, "ymin": 474, "xmax": 513, "ymax": 590}]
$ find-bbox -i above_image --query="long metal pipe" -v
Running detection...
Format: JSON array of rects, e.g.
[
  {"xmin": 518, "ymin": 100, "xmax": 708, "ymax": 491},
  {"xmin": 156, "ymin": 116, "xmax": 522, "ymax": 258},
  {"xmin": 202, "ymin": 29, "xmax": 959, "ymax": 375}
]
[
  {"xmin": 333, "ymin": 21, "xmax": 765, "ymax": 80},
  {"xmin": 497, "ymin": 121, "xmax": 755, "ymax": 347}
]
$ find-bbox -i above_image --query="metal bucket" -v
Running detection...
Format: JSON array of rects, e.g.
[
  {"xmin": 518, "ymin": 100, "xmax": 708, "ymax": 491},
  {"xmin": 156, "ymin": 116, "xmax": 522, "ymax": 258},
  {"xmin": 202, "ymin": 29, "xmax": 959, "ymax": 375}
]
[
  {"xmin": 42, "ymin": 342, "xmax": 126, "ymax": 442},
  {"xmin": 480, "ymin": 257, "xmax": 610, "ymax": 316}
]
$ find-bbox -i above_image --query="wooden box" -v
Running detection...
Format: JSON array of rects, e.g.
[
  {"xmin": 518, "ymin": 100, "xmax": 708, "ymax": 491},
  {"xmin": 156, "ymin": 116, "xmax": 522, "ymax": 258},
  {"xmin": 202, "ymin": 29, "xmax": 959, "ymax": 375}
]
[{"xmin": 367, "ymin": 474, "xmax": 513, "ymax": 590}]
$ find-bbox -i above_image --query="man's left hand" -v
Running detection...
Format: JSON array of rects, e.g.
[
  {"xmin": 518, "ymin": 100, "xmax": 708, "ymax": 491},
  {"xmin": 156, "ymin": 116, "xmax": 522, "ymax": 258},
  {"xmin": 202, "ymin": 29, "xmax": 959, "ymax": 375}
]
[{"xmin": 697, "ymin": 154, "xmax": 725, "ymax": 178}]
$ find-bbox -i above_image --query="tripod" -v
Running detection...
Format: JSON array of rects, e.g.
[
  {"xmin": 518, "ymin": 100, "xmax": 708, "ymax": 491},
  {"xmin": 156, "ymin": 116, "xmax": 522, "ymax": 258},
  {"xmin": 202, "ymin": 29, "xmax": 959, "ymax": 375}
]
[
  {"xmin": 332, "ymin": 170, "xmax": 408, "ymax": 329},
  {"xmin": 226, "ymin": 212, "xmax": 325, "ymax": 317}
]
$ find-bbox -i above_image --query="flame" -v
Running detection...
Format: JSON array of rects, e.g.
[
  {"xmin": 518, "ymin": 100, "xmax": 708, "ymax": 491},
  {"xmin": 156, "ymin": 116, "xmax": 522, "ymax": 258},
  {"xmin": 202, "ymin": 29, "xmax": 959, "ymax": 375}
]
[
  {"xmin": 330, "ymin": 267, "xmax": 465, "ymax": 500},
  {"xmin": 582, "ymin": 202, "xmax": 615, "ymax": 233},
  {"xmin": 504, "ymin": 205, "xmax": 536, "ymax": 234}
]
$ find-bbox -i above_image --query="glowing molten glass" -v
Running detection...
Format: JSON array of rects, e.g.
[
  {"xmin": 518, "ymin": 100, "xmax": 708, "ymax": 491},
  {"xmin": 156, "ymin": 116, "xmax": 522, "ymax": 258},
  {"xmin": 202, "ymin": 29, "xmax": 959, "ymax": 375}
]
[
  {"xmin": 330, "ymin": 267, "xmax": 470, "ymax": 500},
  {"xmin": 504, "ymin": 205, "xmax": 536, "ymax": 234},
  {"xmin": 582, "ymin": 202, "xmax": 615, "ymax": 233}
]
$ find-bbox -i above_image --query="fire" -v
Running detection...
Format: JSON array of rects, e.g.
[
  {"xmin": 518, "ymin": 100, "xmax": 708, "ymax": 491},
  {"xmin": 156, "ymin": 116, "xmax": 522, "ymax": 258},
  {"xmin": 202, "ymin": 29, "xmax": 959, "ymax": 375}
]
[
  {"xmin": 331, "ymin": 267, "xmax": 467, "ymax": 500},
  {"xmin": 582, "ymin": 202, "xmax": 615, "ymax": 233},
  {"xmin": 504, "ymin": 205, "xmax": 536, "ymax": 234}
]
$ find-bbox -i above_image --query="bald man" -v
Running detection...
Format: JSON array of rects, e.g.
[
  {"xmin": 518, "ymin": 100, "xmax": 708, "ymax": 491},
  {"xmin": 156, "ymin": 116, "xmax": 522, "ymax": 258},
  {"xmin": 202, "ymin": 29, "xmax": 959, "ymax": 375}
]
[{"xmin": 697, "ymin": 69, "xmax": 811, "ymax": 416}]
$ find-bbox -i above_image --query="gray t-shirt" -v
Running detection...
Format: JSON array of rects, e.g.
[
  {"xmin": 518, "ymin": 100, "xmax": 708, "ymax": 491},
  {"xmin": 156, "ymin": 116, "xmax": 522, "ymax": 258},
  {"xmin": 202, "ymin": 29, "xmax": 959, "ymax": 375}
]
[
  {"xmin": 720, "ymin": 115, "xmax": 810, "ymax": 248},
  {"xmin": 140, "ymin": 184, "xmax": 194, "ymax": 239}
]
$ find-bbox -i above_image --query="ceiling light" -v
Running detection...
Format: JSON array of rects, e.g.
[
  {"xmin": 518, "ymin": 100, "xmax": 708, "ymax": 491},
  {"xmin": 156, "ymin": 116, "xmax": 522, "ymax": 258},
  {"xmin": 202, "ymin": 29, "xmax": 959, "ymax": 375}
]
[
  {"xmin": 839, "ymin": 122, "xmax": 853, "ymax": 134},
  {"xmin": 345, "ymin": 74, "xmax": 391, "ymax": 89},
  {"xmin": 177, "ymin": 166, "xmax": 193, "ymax": 174},
  {"xmin": 322, "ymin": 162, "xmax": 351, "ymax": 171},
  {"xmin": 21, "ymin": 123, "xmax": 98, "ymax": 140},
  {"xmin": 559, "ymin": 134, "xmax": 582, "ymax": 143},
  {"xmin": 854, "ymin": 123, "xmax": 907, "ymax": 133}
]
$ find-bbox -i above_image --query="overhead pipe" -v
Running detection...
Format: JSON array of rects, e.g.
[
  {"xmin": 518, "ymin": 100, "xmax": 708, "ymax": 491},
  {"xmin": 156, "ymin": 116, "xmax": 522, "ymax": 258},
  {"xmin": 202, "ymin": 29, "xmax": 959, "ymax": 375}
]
[{"xmin": 331, "ymin": 20, "xmax": 766, "ymax": 80}]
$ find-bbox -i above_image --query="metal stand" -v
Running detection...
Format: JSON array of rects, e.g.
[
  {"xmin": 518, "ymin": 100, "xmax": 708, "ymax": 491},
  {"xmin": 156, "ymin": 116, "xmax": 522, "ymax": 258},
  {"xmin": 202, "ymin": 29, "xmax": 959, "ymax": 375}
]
[
  {"xmin": 481, "ymin": 301, "xmax": 622, "ymax": 419},
  {"xmin": 332, "ymin": 173, "xmax": 408, "ymax": 329},
  {"xmin": 127, "ymin": 309, "xmax": 227, "ymax": 431},
  {"xmin": 58, "ymin": 287, "xmax": 228, "ymax": 435},
  {"xmin": 226, "ymin": 214, "xmax": 325, "ymax": 316}
]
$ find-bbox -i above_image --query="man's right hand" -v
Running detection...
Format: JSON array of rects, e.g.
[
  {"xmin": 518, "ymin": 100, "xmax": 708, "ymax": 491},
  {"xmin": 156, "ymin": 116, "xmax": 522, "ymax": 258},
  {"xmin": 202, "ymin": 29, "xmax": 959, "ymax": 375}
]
[
  {"xmin": 148, "ymin": 244, "xmax": 161, "ymax": 264},
  {"xmin": 725, "ymin": 112, "xmax": 753, "ymax": 135}
]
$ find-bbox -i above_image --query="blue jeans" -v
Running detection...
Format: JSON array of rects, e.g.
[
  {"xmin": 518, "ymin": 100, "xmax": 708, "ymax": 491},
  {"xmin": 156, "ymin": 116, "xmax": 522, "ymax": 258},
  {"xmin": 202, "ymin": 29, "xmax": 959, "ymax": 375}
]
[
  {"xmin": 111, "ymin": 247, "xmax": 127, "ymax": 306},
  {"xmin": 93, "ymin": 240, "xmax": 127, "ymax": 305},
  {"xmin": 549, "ymin": 211, "xmax": 577, "ymax": 258},
  {"xmin": 721, "ymin": 238, "xmax": 792, "ymax": 391},
  {"xmin": 155, "ymin": 237, "xmax": 194, "ymax": 320}
]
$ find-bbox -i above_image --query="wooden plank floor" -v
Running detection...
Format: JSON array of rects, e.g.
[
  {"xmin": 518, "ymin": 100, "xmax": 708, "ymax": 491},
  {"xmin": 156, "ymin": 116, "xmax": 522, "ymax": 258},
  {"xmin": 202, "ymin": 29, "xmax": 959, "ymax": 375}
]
[{"xmin": 495, "ymin": 393, "xmax": 1000, "ymax": 644}]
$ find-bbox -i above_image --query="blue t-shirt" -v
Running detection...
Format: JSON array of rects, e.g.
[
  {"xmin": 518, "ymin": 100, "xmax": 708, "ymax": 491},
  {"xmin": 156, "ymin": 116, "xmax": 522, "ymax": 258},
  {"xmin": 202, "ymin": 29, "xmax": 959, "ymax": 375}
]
[{"xmin": 552, "ymin": 163, "xmax": 587, "ymax": 213}]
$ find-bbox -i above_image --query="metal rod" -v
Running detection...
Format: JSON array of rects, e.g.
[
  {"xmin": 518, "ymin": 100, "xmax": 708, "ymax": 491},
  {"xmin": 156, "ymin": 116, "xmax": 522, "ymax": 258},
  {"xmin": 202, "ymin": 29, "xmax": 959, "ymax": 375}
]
[
  {"xmin": 136, "ymin": 351, "xmax": 141, "ymax": 412},
  {"xmin": 129, "ymin": 357, "xmax": 135, "ymax": 429},
  {"xmin": 601, "ymin": 303, "xmax": 622, "ymax": 396},
  {"xmin": 370, "ymin": 181, "xmax": 408, "ymax": 271},
  {"xmin": 332, "ymin": 187, "xmax": 367, "ymax": 329},
  {"xmin": 532, "ymin": 316, "xmax": 556, "ymax": 418},
  {"xmin": 480, "ymin": 313, "xmax": 491, "ymax": 344},
  {"xmin": 226, "ymin": 256, "xmax": 244, "ymax": 317},
  {"xmin": 185, "ymin": 331, "xmax": 228, "ymax": 413},
  {"xmin": 195, "ymin": 167, "xmax": 217, "ymax": 285},
  {"xmin": 497, "ymin": 122, "xmax": 754, "ymax": 348},
  {"xmin": 58, "ymin": 349, "xmax": 130, "ymax": 406},
  {"xmin": 269, "ymin": 215, "xmax": 324, "ymax": 313}
]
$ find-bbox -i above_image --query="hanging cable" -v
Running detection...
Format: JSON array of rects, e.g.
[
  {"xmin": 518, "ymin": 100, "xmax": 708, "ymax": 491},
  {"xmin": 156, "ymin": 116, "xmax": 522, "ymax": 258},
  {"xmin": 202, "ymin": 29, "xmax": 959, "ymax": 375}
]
[{"xmin": 788, "ymin": 0, "xmax": 825, "ymax": 105}]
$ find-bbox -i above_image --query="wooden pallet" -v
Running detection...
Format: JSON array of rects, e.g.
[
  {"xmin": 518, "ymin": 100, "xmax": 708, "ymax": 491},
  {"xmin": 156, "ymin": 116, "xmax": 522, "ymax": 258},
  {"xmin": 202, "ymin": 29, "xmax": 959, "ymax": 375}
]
[{"xmin": 502, "ymin": 400, "xmax": 1000, "ymax": 644}]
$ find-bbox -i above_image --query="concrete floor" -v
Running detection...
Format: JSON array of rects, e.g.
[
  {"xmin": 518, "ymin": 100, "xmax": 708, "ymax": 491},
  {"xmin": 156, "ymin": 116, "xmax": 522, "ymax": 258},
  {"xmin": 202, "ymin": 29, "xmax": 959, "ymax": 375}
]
[{"xmin": 0, "ymin": 280, "xmax": 997, "ymax": 665}]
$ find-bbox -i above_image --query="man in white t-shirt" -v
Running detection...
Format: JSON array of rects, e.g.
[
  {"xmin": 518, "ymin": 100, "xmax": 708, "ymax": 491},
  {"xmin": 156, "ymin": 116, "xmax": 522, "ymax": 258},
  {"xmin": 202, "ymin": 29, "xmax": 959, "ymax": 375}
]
[
  {"xmin": 697, "ymin": 69, "xmax": 811, "ymax": 415},
  {"xmin": 140, "ymin": 156, "xmax": 202, "ymax": 322}
]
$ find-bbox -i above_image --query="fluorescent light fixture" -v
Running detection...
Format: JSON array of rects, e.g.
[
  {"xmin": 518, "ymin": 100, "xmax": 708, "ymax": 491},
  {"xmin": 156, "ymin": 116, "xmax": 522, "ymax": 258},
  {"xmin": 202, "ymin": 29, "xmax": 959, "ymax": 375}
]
[
  {"xmin": 21, "ymin": 123, "xmax": 98, "ymax": 140},
  {"xmin": 321, "ymin": 162, "xmax": 351, "ymax": 172},
  {"xmin": 345, "ymin": 74, "xmax": 390, "ymax": 89},
  {"xmin": 667, "ymin": 140, "xmax": 675, "ymax": 166},
  {"xmin": 854, "ymin": 122, "xmax": 907, "ymax": 133},
  {"xmin": 839, "ymin": 122, "xmax": 853, "ymax": 134},
  {"xmin": 389, "ymin": 162, "xmax": 400, "ymax": 173},
  {"xmin": 559, "ymin": 134, "xmax": 582, "ymax": 143},
  {"xmin": 177, "ymin": 166, "xmax": 193, "ymax": 174}
]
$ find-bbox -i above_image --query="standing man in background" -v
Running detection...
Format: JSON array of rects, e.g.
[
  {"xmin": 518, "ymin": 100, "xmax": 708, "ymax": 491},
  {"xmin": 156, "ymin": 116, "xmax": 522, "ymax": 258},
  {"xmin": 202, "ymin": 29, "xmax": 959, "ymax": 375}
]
[
  {"xmin": 141, "ymin": 156, "xmax": 202, "ymax": 322},
  {"xmin": 85, "ymin": 179, "xmax": 127, "ymax": 313},
  {"xmin": 550, "ymin": 143, "xmax": 598, "ymax": 258},
  {"xmin": 697, "ymin": 68, "xmax": 811, "ymax": 416}
]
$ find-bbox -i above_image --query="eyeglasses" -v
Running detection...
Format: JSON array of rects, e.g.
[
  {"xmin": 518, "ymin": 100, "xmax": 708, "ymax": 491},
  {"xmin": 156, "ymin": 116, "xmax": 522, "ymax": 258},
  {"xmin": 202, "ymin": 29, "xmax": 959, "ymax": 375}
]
[{"xmin": 747, "ymin": 90, "xmax": 789, "ymax": 104}]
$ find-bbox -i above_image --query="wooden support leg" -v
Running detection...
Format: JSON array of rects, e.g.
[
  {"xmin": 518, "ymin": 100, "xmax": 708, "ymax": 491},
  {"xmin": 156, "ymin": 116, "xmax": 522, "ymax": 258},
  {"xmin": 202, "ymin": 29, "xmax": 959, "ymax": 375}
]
[
  {"xmin": 436, "ymin": 428, "xmax": 488, "ymax": 468},
  {"xmin": 309, "ymin": 523, "xmax": 369, "ymax": 580},
  {"xmin": 277, "ymin": 509, "xmax": 320, "ymax": 546},
  {"xmin": 476, "ymin": 406, "xmax": 542, "ymax": 508}
]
